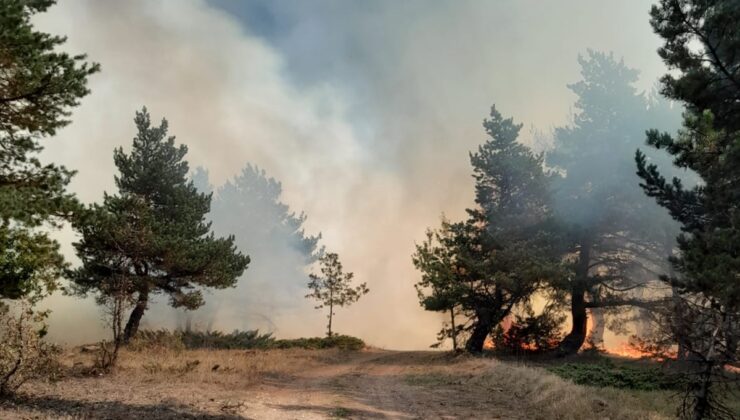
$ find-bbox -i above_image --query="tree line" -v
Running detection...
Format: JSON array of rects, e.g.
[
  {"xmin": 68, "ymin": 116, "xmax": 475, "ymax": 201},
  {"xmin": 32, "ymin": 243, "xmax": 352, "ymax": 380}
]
[
  {"xmin": 413, "ymin": 1, "xmax": 739, "ymax": 418},
  {"xmin": 0, "ymin": 0, "xmax": 366, "ymax": 363},
  {"xmin": 1, "ymin": 0, "xmax": 738, "ymax": 418}
]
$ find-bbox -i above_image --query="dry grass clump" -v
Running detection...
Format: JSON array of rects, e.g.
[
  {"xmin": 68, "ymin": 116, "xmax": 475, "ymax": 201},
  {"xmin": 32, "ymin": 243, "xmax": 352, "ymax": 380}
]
[
  {"xmin": 484, "ymin": 360, "xmax": 674, "ymax": 419},
  {"xmin": 0, "ymin": 304, "xmax": 60, "ymax": 396},
  {"xmin": 93, "ymin": 347, "xmax": 349, "ymax": 387},
  {"xmin": 404, "ymin": 355, "xmax": 675, "ymax": 420}
]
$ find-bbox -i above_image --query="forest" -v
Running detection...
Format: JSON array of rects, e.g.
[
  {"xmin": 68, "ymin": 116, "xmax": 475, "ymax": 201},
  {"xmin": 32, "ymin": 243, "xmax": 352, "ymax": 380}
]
[{"xmin": 0, "ymin": 0, "xmax": 738, "ymax": 419}]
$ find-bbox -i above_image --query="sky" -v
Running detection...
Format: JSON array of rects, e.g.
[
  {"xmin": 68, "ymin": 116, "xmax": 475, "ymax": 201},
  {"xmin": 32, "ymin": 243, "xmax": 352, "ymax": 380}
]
[{"xmin": 35, "ymin": 0, "xmax": 670, "ymax": 349}]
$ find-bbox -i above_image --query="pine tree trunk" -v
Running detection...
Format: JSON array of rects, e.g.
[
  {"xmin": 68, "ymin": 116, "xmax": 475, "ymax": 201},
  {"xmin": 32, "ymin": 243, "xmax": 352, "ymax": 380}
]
[
  {"xmin": 692, "ymin": 363, "xmax": 713, "ymax": 420},
  {"xmin": 558, "ymin": 235, "xmax": 592, "ymax": 355},
  {"xmin": 691, "ymin": 312, "xmax": 724, "ymax": 420},
  {"xmin": 123, "ymin": 287, "xmax": 149, "ymax": 343},
  {"xmin": 450, "ymin": 308, "xmax": 458, "ymax": 351},
  {"xmin": 327, "ymin": 285, "xmax": 334, "ymax": 337},
  {"xmin": 327, "ymin": 301, "xmax": 333, "ymax": 337},
  {"xmin": 559, "ymin": 286, "xmax": 588, "ymax": 355},
  {"xmin": 466, "ymin": 310, "xmax": 493, "ymax": 353}
]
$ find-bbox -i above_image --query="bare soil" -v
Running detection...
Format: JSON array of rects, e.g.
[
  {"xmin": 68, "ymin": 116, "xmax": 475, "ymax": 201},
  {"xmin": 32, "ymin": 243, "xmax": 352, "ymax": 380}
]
[{"xmin": 0, "ymin": 348, "xmax": 670, "ymax": 419}]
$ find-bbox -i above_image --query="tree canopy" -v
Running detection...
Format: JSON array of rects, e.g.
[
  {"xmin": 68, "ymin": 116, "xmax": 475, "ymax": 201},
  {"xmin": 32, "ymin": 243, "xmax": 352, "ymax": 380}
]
[
  {"xmin": 175, "ymin": 164, "xmax": 322, "ymax": 331},
  {"xmin": 72, "ymin": 108, "xmax": 249, "ymax": 342},
  {"xmin": 547, "ymin": 51, "xmax": 682, "ymax": 354},
  {"xmin": 0, "ymin": 0, "xmax": 99, "ymax": 301},
  {"xmin": 414, "ymin": 106, "xmax": 561, "ymax": 353},
  {"xmin": 307, "ymin": 252, "xmax": 367, "ymax": 337},
  {"xmin": 636, "ymin": 1, "xmax": 740, "ymax": 416}
]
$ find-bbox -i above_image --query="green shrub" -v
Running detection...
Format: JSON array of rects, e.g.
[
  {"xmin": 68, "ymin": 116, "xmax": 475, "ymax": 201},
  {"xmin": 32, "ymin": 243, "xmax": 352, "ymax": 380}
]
[
  {"xmin": 180, "ymin": 329, "xmax": 275, "ymax": 350},
  {"xmin": 547, "ymin": 359, "xmax": 681, "ymax": 391},
  {"xmin": 273, "ymin": 335, "xmax": 365, "ymax": 351},
  {"xmin": 128, "ymin": 329, "xmax": 365, "ymax": 351},
  {"xmin": 491, "ymin": 307, "xmax": 564, "ymax": 355}
]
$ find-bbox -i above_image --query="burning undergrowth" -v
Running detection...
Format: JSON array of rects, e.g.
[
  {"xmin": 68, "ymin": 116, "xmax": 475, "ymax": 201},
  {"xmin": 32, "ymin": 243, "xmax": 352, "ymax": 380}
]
[{"xmin": 489, "ymin": 307, "xmax": 565, "ymax": 356}]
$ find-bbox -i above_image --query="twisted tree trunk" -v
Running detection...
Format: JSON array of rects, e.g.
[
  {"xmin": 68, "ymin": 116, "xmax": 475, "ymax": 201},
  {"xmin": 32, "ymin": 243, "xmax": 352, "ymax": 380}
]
[
  {"xmin": 558, "ymin": 234, "xmax": 592, "ymax": 355},
  {"xmin": 466, "ymin": 309, "xmax": 494, "ymax": 353},
  {"xmin": 123, "ymin": 286, "xmax": 149, "ymax": 343}
]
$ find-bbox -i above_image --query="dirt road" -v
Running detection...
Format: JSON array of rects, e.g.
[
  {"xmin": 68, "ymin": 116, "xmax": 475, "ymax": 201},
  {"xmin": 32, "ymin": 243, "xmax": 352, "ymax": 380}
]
[
  {"xmin": 0, "ymin": 350, "xmax": 524, "ymax": 419},
  {"xmin": 236, "ymin": 351, "xmax": 519, "ymax": 419},
  {"xmin": 0, "ymin": 348, "xmax": 672, "ymax": 419}
]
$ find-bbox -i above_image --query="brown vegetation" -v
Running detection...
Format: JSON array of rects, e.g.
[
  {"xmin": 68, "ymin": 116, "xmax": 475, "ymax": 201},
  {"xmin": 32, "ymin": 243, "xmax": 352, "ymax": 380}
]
[{"xmin": 0, "ymin": 346, "xmax": 681, "ymax": 419}]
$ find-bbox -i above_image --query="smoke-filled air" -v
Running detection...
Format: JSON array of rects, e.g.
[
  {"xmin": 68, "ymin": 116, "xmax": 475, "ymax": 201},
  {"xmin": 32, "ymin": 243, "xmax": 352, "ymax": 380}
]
[{"xmin": 1, "ymin": 1, "xmax": 738, "ymax": 419}]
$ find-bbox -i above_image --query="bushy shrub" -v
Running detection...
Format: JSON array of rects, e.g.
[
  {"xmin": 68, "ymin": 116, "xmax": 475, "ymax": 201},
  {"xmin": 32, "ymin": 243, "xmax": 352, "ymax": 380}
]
[
  {"xmin": 547, "ymin": 359, "xmax": 680, "ymax": 391},
  {"xmin": 0, "ymin": 303, "xmax": 60, "ymax": 395},
  {"xmin": 128, "ymin": 329, "xmax": 365, "ymax": 351},
  {"xmin": 273, "ymin": 335, "xmax": 366, "ymax": 351},
  {"xmin": 492, "ymin": 307, "xmax": 564, "ymax": 355},
  {"xmin": 180, "ymin": 329, "xmax": 275, "ymax": 350}
]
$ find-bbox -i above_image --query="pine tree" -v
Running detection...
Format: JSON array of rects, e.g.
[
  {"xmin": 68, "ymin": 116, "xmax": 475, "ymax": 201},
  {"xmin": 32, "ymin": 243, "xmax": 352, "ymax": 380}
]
[
  {"xmin": 0, "ymin": 0, "xmax": 99, "ymax": 300},
  {"xmin": 547, "ymin": 51, "xmax": 682, "ymax": 355},
  {"xmin": 306, "ymin": 252, "xmax": 367, "ymax": 337},
  {"xmin": 179, "ymin": 165, "xmax": 322, "ymax": 330},
  {"xmin": 213, "ymin": 164, "xmax": 321, "ymax": 267},
  {"xmin": 635, "ymin": 1, "xmax": 740, "ymax": 417},
  {"xmin": 413, "ymin": 217, "xmax": 465, "ymax": 350},
  {"xmin": 72, "ymin": 108, "xmax": 249, "ymax": 343},
  {"xmin": 414, "ymin": 106, "xmax": 561, "ymax": 353}
]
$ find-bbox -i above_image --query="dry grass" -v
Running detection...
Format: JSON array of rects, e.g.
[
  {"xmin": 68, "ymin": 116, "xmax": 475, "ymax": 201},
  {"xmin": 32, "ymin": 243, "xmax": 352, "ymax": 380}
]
[
  {"xmin": 403, "ymin": 355, "xmax": 675, "ymax": 420},
  {"xmin": 484, "ymin": 361, "xmax": 675, "ymax": 419},
  {"xmin": 64, "ymin": 346, "xmax": 350, "ymax": 387},
  {"xmin": 0, "ymin": 347, "xmax": 683, "ymax": 419}
]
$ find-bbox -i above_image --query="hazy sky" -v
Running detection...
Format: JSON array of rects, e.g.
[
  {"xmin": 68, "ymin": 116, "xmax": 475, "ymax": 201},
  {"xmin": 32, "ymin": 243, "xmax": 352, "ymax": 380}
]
[{"xmin": 36, "ymin": 0, "xmax": 669, "ymax": 349}]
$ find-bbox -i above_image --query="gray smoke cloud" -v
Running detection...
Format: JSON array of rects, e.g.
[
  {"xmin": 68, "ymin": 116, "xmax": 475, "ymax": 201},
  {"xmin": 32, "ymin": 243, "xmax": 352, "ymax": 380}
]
[{"xmin": 34, "ymin": 0, "xmax": 671, "ymax": 349}]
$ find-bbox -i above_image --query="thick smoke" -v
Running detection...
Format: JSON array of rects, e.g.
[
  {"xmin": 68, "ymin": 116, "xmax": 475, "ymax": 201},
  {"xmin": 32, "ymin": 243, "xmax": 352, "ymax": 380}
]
[
  {"xmin": 35, "ymin": 0, "xmax": 675, "ymax": 349},
  {"xmin": 155, "ymin": 165, "xmax": 323, "ymax": 336}
]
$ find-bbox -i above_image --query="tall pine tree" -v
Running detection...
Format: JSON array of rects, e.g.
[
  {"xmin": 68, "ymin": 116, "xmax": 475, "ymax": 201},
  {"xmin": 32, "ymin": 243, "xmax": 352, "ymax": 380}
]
[
  {"xmin": 0, "ymin": 0, "xmax": 98, "ymax": 301},
  {"xmin": 547, "ymin": 51, "xmax": 682, "ymax": 355},
  {"xmin": 414, "ymin": 106, "xmax": 560, "ymax": 353},
  {"xmin": 635, "ymin": 1, "xmax": 740, "ymax": 417},
  {"xmin": 176, "ymin": 164, "xmax": 322, "ymax": 332},
  {"xmin": 72, "ymin": 108, "xmax": 249, "ymax": 342}
]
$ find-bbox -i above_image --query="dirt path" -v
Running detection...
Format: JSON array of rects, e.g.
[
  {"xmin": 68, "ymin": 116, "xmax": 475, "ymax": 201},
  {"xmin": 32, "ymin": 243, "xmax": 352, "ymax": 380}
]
[
  {"xmin": 237, "ymin": 351, "xmax": 520, "ymax": 419},
  {"xmin": 0, "ymin": 350, "xmax": 525, "ymax": 419}
]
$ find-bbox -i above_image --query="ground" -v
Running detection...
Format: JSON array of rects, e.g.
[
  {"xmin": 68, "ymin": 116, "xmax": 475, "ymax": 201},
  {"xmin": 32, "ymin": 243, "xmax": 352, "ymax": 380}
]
[{"xmin": 0, "ymin": 347, "xmax": 676, "ymax": 419}]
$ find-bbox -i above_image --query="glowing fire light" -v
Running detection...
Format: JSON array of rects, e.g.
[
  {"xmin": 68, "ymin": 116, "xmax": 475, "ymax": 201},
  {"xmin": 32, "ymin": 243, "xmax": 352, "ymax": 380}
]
[
  {"xmin": 607, "ymin": 342, "xmax": 654, "ymax": 359},
  {"xmin": 483, "ymin": 336, "xmax": 494, "ymax": 350}
]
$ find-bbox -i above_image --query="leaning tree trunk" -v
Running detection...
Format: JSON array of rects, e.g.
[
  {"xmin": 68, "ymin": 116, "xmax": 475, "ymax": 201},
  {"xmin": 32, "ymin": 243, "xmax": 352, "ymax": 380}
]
[
  {"xmin": 558, "ymin": 235, "xmax": 592, "ymax": 356},
  {"xmin": 123, "ymin": 287, "xmax": 150, "ymax": 343},
  {"xmin": 587, "ymin": 308, "xmax": 605, "ymax": 348},
  {"xmin": 466, "ymin": 309, "xmax": 494, "ymax": 353}
]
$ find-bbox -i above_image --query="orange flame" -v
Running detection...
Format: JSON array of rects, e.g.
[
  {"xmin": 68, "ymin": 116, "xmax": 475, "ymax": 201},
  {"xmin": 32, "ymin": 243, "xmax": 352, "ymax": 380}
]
[
  {"xmin": 483, "ymin": 336, "xmax": 494, "ymax": 350},
  {"xmin": 606, "ymin": 342, "xmax": 653, "ymax": 359}
]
